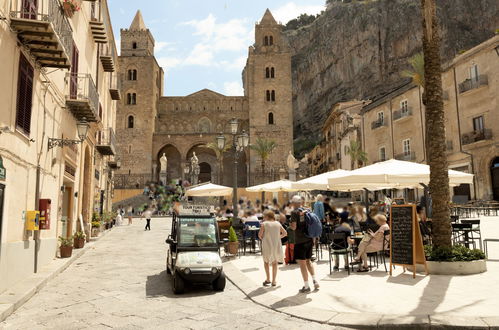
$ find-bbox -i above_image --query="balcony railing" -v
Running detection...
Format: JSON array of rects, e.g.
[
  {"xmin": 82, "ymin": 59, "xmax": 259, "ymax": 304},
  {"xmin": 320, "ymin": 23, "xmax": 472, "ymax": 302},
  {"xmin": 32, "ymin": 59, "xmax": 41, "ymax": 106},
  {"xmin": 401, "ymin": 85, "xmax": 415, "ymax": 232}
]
[
  {"xmin": 109, "ymin": 72, "xmax": 121, "ymax": 100},
  {"xmin": 100, "ymin": 43, "xmax": 115, "ymax": 72},
  {"xmin": 9, "ymin": 0, "xmax": 73, "ymax": 68},
  {"xmin": 96, "ymin": 128, "xmax": 116, "ymax": 156},
  {"xmin": 393, "ymin": 107, "xmax": 412, "ymax": 120},
  {"xmin": 459, "ymin": 75, "xmax": 488, "ymax": 94},
  {"xmin": 395, "ymin": 152, "xmax": 416, "ymax": 161},
  {"xmin": 65, "ymin": 73, "xmax": 100, "ymax": 122},
  {"xmin": 371, "ymin": 119, "xmax": 386, "ymax": 130},
  {"xmin": 461, "ymin": 129, "xmax": 492, "ymax": 145}
]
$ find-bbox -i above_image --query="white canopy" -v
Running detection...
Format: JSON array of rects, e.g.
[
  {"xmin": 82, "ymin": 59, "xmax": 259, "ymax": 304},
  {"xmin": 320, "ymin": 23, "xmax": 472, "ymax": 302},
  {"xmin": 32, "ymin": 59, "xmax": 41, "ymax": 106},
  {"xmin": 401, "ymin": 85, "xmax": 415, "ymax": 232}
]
[
  {"xmin": 246, "ymin": 179, "xmax": 299, "ymax": 192},
  {"xmin": 291, "ymin": 169, "xmax": 350, "ymax": 191},
  {"xmin": 185, "ymin": 183, "xmax": 232, "ymax": 197},
  {"xmin": 327, "ymin": 159, "xmax": 474, "ymax": 191}
]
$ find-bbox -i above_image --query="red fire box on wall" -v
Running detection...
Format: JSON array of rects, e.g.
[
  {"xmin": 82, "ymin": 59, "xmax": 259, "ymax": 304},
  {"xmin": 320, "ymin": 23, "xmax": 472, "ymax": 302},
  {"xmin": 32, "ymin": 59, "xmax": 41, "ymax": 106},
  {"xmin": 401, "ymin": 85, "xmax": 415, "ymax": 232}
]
[{"xmin": 39, "ymin": 199, "xmax": 51, "ymax": 230}]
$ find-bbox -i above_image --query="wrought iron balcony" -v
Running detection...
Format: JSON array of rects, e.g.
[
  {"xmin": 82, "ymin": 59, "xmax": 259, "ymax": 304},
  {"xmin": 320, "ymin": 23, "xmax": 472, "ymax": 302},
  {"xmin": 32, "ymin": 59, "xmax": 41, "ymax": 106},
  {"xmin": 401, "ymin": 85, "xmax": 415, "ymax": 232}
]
[
  {"xmin": 9, "ymin": 0, "xmax": 73, "ymax": 68},
  {"xmin": 96, "ymin": 127, "xmax": 116, "ymax": 156},
  {"xmin": 100, "ymin": 43, "xmax": 115, "ymax": 72},
  {"xmin": 65, "ymin": 73, "xmax": 100, "ymax": 122},
  {"xmin": 393, "ymin": 107, "xmax": 412, "ymax": 120},
  {"xmin": 395, "ymin": 152, "xmax": 416, "ymax": 161},
  {"xmin": 458, "ymin": 75, "xmax": 488, "ymax": 94},
  {"xmin": 109, "ymin": 73, "xmax": 121, "ymax": 100},
  {"xmin": 108, "ymin": 156, "xmax": 121, "ymax": 170},
  {"xmin": 371, "ymin": 119, "xmax": 386, "ymax": 130},
  {"xmin": 461, "ymin": 129, "xmax": 492, "ymax": 145}
]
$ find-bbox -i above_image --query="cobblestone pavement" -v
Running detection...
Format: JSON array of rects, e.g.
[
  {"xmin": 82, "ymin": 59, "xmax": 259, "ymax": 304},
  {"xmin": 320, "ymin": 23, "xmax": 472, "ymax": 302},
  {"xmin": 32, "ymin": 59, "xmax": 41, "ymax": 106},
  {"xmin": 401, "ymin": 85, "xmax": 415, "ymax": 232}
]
[{"xmin": 0, "ymin": 218, "xmax": 340, "ymax": 330}]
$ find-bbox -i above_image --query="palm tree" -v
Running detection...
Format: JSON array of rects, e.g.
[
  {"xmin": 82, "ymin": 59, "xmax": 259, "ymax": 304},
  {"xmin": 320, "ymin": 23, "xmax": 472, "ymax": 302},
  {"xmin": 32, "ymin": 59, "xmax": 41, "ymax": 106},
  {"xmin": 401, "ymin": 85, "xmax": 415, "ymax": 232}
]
[
  {"xmin": 345, "ymin": 140, "xmax": 368, "ymax": 169},
  {"xmin": 402, "ymin": 52, "xmax": 425, "ymax": 89},
  {"xmin": 206, "ymin": 142, "xmax": 230, "ymax": 185},
  {"xmin": 250, "ymin": 138, "xmax": 277, "ymax": 205},
  {"xmin": 420, "ymin": 0, "xmax": 451, "ymax": 248}
]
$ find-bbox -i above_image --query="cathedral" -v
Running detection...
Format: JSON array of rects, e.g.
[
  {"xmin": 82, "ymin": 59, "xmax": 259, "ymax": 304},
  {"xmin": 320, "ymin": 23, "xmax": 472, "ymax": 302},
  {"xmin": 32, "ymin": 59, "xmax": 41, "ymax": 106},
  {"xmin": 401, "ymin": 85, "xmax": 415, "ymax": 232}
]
[{"xmin": 114, "ymin": 9, "xmax": 294, "ymax": 188}]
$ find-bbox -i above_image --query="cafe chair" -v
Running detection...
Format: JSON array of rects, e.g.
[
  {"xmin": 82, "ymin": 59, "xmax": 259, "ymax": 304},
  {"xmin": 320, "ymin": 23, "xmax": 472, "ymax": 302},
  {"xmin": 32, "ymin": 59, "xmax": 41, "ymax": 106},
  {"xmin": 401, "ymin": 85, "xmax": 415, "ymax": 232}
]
[
  {"xmin": 460, "ymin": 219, "xmax": 482, "ymax": 250},
  {"xmin": 451, "ymin": 223, "xmax": 475, "ymax": 249},
  {"xmin": 328, "ymin": 232, "xmax": 353, "ymax": 275},
  {"xmin": 367, "ymin": 230, "xmax": 390, "ymax": 272}
]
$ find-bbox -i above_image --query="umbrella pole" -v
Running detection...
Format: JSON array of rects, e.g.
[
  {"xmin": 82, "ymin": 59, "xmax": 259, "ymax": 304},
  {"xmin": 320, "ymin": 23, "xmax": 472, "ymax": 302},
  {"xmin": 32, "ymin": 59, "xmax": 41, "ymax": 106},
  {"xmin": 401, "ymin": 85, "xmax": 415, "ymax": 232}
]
[{"xmin": 363, "ymin": 188, "xmax": 370, "ymax": 211}]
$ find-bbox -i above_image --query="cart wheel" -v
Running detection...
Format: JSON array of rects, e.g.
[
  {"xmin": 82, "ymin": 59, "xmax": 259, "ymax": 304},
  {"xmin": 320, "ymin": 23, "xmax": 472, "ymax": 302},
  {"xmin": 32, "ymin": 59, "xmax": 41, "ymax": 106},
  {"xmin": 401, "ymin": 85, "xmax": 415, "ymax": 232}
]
[
  {"xmin": 173, "ymin": 273, "xmax": 185, "ymax": 294},
  {"xmin": 213, "ymin": 272, "xmax": 226, "ymax": 291}
]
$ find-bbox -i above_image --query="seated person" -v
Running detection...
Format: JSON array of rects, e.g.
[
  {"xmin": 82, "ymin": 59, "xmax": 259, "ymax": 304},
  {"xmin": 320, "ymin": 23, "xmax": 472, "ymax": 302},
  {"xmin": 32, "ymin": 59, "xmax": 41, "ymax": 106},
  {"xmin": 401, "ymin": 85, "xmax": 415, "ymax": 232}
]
[
  {"xmin": 339, "ymin": 203, "xmax": 352, "ymax": 222},
  {"xmin": 242, "ymin": 210, "xmax": 260, "ymax": 224},
  {"xmin": 332, "ymin": 221, "xmax": 352, "ymax": 271},
  {"xmin": 350, "ymin": 214, "xmax": 389, "ymax": 272}
]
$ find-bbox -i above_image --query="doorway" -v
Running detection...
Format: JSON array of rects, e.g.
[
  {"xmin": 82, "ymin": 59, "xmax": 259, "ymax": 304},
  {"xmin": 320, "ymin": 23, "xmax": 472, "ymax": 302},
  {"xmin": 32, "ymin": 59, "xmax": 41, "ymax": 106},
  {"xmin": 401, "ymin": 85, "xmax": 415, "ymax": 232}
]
[
  {"xmin": 491, "ymin": 157, "xmax": 499, "ymax": 201},
  {"xmin": 61, "ymin": 185, "xmax": 73, "ymax": 238},
  {"xmin": 199, "ymin": 162, "xmax": 212, "ymax": 183}
]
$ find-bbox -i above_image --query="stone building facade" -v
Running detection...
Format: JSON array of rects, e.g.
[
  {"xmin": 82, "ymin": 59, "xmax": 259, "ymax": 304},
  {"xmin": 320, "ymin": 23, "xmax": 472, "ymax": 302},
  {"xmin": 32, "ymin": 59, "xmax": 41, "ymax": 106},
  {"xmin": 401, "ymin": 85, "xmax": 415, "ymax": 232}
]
[
  {"xmin": 115, "ymin": 9, "xmax": 294, "ymax": 188},
  {"xmin": 308, "ymin": 35, "xmax": 499, "ymax": 201}
]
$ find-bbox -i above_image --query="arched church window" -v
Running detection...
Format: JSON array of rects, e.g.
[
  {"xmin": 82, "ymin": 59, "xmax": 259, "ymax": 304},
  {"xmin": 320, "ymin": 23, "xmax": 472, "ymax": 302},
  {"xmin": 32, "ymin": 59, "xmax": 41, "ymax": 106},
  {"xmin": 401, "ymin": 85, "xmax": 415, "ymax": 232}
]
[
  {"xmin": 264, "ymin": 36, "xmax": 269, "ymax": 46},
  {"xmin": 266, "ymin": 90, "xmax": 271, "ymax": 102},
  {"xmin": 266, "ymin": 67, "xmax": 270, "ymax": 78},
  {"xmin": 127, "ymin": 93, "xmax": 137, "ymax": 105},
  {"xmin": 127, "ymin": 115, "xmax": 134, "ymax": 128},
  {"xmin": 132, "ymin": 42, "xmax": 137, "ymax": 49},
  {"xmin": 269, "ymin": 36, "xmax": 274, "ymax": 45},
  {"xmin": 271, "ymin": 90, "xmax": 276, "ymax": 102},
  {"xmin": 128, "ymin": 69, "xmax": 137, "ymax": 81},
  {"xmin": 268, "ymin": 112, "xmax": 275, "ymax": 125},
  {"xmin": 271, "ymin": 67, "xmax": 275, "ymax": 78}
]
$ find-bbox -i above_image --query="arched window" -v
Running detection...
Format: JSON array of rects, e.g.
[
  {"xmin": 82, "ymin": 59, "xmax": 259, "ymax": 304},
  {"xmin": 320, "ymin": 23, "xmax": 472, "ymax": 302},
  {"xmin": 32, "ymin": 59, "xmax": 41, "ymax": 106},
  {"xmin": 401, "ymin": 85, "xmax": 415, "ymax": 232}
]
[
  {"xmin": 271, "ymin": 90, "xmax": 276, "ymax": 102},
  {"xmin": 132, "ymin": 42, "xmax": 137, "ymax": 49},
  {"xmin": 127, "ymin": 69, "xmax": 137, "ymax": 81},
  {"xmin": 266, "ymin": 90, "xmax": 271, "ymax": 102},
  {"xmin": 270, "ymin": 67, "xmax": 275, "ymax": 78},
  {"xmin": 264, "ymin": 36, "xmax": 269, "ymax": 46},
  {"xmin": 127, "ymin": 93, "xmax": 136, "ymax": 105},
  {"xmin": 265, "ymin": 67, "xmax": 270, "ymax": 78},
  {"xmin": 269, "ymin": 36, "xmax": 274, "ymax": 46},
  {"xmin": 127, "ymin": 115, "xmax": 134, "ymax": 128},
  {"xmin": 268, "ymin": 112, "xmax": 275, "ymax": 125}
]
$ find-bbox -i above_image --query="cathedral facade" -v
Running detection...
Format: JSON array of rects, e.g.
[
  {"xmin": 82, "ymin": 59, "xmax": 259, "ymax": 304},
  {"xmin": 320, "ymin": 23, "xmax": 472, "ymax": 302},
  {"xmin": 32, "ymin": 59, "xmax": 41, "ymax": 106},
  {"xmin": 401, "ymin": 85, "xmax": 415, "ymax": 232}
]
[{"xmin": 114, "ymin": 9, "xmax": 294, "ymax": 188}]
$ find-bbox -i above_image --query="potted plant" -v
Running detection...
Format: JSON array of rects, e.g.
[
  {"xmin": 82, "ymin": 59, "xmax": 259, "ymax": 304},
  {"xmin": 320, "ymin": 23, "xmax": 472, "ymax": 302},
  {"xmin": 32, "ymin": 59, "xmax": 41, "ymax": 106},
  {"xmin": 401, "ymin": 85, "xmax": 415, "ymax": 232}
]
[
  {"xmin": 423, "ymin": 245, "xmax": 487, "ymax": 275},
  {"xmin": 227, "ymin": 226, "xmax": 239, "ymax": 255},
  {"xmin": 62, "ymin": 0, "xmax": 81, "ymax": 18},
  {"xmin": 59, "ymin": 236, "xmax": 73, "ymax": 258},
  {"xmin": 73, "ymin": 231, "xmax": 86, "ymax": 249}
]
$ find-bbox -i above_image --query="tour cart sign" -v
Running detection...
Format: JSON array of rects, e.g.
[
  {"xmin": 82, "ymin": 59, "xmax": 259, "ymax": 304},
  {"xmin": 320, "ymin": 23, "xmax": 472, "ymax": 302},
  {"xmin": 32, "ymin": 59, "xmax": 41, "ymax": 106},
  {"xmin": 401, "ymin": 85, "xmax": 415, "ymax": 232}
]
[
  {"xmin": 0, "ymin": 156, "xmax": 5, "ymax": 180},
  {"xmin": 178, "ymin": 204, "xmax": 214, "ymax": 216}
]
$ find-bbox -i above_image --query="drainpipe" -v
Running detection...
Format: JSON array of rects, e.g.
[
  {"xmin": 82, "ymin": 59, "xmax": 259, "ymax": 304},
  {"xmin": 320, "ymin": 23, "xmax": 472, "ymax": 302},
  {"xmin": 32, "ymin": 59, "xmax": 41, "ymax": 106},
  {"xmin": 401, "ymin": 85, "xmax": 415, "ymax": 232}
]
[{"xmin": 453, "ymin": 67, "xmax": 477, "ymax": 199}]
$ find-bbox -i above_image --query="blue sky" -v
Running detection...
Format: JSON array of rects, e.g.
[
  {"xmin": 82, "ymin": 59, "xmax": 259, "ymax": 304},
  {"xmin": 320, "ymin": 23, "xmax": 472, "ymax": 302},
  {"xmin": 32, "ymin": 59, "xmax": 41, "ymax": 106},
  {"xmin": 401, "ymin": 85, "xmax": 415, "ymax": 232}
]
[{"xmin": 107, "ymin": 0, "xmax": 326, "ymax": 96}]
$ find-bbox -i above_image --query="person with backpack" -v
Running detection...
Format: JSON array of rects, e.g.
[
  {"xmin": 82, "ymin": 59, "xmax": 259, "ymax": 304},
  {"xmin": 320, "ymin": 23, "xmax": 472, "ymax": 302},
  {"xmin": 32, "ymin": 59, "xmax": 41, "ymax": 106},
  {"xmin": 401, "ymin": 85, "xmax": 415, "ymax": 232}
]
[{"xmin": 289, "ymin": 195, "xmax": 322, "ymax": 293}]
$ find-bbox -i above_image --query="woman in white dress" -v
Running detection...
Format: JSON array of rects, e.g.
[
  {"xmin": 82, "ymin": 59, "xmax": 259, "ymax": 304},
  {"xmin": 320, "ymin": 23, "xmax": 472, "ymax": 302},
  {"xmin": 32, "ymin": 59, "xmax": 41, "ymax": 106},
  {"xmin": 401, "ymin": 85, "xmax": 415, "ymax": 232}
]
[{"xmin": 258, "ymin": 210, "xmax": 287, "ymax": 287}]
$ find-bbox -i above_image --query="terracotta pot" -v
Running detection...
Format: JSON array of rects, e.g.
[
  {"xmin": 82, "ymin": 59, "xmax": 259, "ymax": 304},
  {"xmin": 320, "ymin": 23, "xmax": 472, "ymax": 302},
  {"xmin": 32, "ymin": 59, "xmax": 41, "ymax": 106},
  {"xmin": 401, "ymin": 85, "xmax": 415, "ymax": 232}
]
[
  {"xmin": 74, "ymin": 237, "xmax": 85, "ymax": 249},
  {"xmin": 62, "ymin": 2, "xmax": 74, "ymax": 18},
  {"xmin": 60, "ymin": 245, "xmax": 73, "ymax": 258},
  {"xmin": 227, "ymin": 241, "xmax": 239, "ymax": 255}
]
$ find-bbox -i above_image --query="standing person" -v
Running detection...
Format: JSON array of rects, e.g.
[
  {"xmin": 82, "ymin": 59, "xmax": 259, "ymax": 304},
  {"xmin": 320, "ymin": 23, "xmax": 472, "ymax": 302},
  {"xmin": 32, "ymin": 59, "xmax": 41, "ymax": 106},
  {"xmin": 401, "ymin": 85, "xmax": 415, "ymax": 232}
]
[
  {"xmin": 289, "ymin": 196, "xmax": 319, "ymax": 293},
  {"xmin": 127, "ymin": 204, "xmax": 133, "ymax": 225},
  {"xmin": 142, "ymin": 207, "xmax": 153, "ymax": 231},
  {"xmin": 313, "ymin": 194, "xmax": 325, "ymax": 223},
  {"xmin": 259, "ymin": 210, "xmax": 287, "ymax": 286}
]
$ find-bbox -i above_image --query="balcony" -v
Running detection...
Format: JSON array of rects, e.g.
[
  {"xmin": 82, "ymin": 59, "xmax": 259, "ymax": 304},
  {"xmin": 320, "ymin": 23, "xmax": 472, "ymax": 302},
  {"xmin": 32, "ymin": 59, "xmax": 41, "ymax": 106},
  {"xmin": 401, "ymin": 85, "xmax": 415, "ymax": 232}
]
[
  {"xmin": 459, "ymin": 75, "xmax": 488, "ymax": 94},
  {"xmin": 371, "ymin": 119, "xmax": 386, "ymax": 130},
  {"xmin": 9, "ymin": 0, "xmax": 73, "ymax": 68},
  {"xmin": 65, "ymin": 73, "xmax": 100, "ymax": 122},
  {"xmin": 108, "ymin": 156, "xmax": 121, "ymax": 170},
  {"xmin": 100, "ymin": 43, "xmax": 115, "ymax": 72},
  {"xmin": 89, "ymin": 18, "xmax": 108, "ymax": 44},
  {"xmin": 461, "ymin": 129, "xmax": 492, "ymax": 145},
  {"xmin": 395, "ymin": 152, "xmax": 416, "ymax": 161},
  {"xmin": 393, "ymin": 107, "xmax": 412, "ymax": 121},
  {"xmin": 109, "ymin": 73, "xmax": 121, "ymax": 100},
  {"xmin": 96, "ymin": 128, "xmax": 116, "ymax": 156}
]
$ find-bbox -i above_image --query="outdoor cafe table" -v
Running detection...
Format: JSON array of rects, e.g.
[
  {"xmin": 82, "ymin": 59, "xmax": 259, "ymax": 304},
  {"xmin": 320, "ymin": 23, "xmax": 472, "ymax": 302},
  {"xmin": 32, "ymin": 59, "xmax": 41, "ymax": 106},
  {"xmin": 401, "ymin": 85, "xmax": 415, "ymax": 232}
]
[{"xmin": 244, "ymin": 226, "xmax": 260, "ymax": 254}]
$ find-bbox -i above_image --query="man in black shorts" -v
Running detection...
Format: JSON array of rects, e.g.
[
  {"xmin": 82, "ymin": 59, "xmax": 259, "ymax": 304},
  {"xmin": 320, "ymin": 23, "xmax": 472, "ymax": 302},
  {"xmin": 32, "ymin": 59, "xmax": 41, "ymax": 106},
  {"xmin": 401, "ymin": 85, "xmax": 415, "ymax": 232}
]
[{"xmin": 289, "ymin": 196, "xmax": 319, "ymax": 293}]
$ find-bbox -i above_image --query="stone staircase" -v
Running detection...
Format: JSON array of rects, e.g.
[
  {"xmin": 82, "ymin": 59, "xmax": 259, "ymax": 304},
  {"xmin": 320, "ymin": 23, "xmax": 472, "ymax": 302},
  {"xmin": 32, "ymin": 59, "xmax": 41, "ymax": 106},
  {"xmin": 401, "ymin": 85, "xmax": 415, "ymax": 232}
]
[{"xmin": 112, "ymin": 193, "xmax": 151, "ymax": 214}]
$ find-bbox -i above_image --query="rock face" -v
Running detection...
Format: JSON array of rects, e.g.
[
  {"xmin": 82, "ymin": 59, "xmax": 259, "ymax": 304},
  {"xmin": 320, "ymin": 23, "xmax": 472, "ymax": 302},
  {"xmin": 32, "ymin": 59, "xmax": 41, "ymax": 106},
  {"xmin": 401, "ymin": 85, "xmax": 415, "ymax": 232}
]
[{"xmin": 287, "ymin": 0, "xmax": 499, "ymax": 150}]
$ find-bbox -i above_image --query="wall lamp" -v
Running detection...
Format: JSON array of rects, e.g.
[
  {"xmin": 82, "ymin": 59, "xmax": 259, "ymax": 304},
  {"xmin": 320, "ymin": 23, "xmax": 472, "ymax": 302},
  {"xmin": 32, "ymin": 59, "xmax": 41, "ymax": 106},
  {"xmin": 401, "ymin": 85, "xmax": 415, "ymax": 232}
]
[{"xmin": 48, "ymin": 118, "xmax": 89, "ymax": 150}]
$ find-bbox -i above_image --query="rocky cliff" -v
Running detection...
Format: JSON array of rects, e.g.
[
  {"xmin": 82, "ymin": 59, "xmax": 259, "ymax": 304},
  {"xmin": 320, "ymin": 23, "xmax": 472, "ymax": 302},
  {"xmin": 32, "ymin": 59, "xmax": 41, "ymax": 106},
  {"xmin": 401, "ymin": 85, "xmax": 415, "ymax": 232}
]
[{"xmin": 287, "ymin": 0, "xmax": 499, "ymax": 155}]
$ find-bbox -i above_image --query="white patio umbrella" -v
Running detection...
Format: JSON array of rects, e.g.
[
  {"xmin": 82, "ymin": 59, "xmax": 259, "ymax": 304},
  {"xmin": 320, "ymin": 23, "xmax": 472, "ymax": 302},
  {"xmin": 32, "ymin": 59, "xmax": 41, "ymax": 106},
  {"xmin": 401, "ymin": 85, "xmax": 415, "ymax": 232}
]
[
  {"xmin": 185, "ymin": 183, "xmax": 232, "ymax": 197},
  {"xmin": 327, "ymin": 159, "xmax": 474, "ymax": 191},
  {"xmin": 246, "ymin": 179, "xmax": 299, "ymax": 192},
  {"xmin": 291, "ymin": 169, "xmax": 350, "ymax": 191}
]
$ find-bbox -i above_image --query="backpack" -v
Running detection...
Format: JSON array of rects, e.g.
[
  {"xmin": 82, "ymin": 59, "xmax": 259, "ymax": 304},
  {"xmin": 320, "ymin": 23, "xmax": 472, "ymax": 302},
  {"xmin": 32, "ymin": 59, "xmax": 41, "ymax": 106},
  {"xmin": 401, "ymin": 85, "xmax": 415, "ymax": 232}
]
[{"xmin": 304, "ymin": 210, "xmax": 322, "ymax": 238}]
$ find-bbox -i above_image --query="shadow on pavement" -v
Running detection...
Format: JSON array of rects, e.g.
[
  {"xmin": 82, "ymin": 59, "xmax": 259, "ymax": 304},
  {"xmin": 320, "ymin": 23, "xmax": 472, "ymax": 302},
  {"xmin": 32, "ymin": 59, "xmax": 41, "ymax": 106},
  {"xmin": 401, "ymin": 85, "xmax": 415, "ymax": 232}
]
[
  {"xmin": 145, "ymin": 270, "xmax": 219, "ymax": 298},
  {"xmin": 386, "ymin": 273, "xmax": 425, "ymax": 286},
  {"xmin": 270, "ymin": 293, "xmax": 312, "ymax": 309},
  {"xmin": 247, "ymin": 286, "xmax": 279, "ymax": 298}
]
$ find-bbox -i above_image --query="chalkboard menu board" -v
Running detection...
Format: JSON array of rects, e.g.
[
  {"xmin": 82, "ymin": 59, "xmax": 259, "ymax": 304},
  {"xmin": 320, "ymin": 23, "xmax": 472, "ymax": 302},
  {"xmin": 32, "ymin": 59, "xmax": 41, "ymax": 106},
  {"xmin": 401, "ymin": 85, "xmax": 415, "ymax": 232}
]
[{"xmin": 390, "ymin": 205, "xmax": 414, "ymax": 266}]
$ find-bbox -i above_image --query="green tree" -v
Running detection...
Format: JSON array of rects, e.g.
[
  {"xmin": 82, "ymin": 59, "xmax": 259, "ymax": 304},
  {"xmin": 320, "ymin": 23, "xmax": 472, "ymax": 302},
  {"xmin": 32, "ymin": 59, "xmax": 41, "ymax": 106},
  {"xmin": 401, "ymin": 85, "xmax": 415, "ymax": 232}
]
[
  {"xmin": 420, "ymin": 0, "xmax": 451, "ymax": 248},
  {"xmin": 250, "ymin": 138, "xmax": 277, "ymax": 205},
  {"xmin": 345, "ymin": 140, "xmax": 368, "ymax": 169},
  {"xmin": 207, "ymin": 142, "xmax": 231, "ymax": 185},
  {"xmin": 402, "ymin": 52, "xmax": 425, "ymax": 88}
]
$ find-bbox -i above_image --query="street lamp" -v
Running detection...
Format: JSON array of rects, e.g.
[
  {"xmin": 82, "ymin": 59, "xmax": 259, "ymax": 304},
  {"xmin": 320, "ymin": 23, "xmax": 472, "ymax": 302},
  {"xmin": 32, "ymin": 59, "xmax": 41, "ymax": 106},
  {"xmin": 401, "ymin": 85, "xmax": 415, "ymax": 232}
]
[
  {"xmin": 48, "ymin": 117, "xmax": 89, "ymax": 150},
  {"xmin": 215, "ymin": 119, "xmax": 249, "ymax": 215}
]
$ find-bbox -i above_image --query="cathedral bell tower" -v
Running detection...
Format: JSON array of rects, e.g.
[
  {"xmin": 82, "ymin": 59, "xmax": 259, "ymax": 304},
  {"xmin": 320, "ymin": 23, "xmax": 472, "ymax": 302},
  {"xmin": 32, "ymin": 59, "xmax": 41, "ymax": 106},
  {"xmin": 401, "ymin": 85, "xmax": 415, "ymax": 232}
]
[{"xmin": 244, "ymin": 9, "xmax": 294, "ymax": 185}]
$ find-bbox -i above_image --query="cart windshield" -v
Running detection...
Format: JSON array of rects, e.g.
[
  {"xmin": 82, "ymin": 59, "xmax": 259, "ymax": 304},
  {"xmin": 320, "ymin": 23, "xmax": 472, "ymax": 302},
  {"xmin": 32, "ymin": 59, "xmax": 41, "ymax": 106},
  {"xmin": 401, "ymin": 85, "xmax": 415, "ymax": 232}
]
[{"xmin": 178, "ymin": 217, "xmax": 218, "ymax": 248}]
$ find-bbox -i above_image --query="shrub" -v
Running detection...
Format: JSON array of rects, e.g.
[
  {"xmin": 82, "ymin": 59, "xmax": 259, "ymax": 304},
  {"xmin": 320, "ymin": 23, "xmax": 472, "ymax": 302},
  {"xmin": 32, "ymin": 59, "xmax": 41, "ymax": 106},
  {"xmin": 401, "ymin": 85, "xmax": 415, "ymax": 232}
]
[
  {"xmin": 91, "ymin": 221, "xmax": 101, "ymax": 228},
  {"xmin": 425, "ymin": 245, "xmax": 485, "ymax": 262},
  {"xmin": 74, "ymin": 231, "xmax": 86, "ymax": 239},
  {"xmin": 59, "ymin": 236, "xmax": 73, "ymax": 247},
  {"xmin": 228, "ymin": 226, "xmax": 238, "ymax": 242}
]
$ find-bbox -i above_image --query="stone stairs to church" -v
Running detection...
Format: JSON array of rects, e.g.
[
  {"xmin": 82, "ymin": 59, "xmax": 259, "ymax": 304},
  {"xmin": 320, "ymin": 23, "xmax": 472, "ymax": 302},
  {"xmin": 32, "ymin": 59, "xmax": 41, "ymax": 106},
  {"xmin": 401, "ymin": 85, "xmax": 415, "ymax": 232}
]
[{"xmin": 112, "ymin": 193, "xmax": 151, "ymax": 213}]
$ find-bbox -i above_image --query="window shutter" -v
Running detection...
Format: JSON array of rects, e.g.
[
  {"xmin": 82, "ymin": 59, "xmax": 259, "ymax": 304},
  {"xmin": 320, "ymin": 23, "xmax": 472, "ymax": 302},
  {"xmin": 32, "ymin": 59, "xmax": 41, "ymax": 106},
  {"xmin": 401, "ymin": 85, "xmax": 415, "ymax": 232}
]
[{"xmin": 16, "ymin": 54, "xmax": 34, "ymax": 135}]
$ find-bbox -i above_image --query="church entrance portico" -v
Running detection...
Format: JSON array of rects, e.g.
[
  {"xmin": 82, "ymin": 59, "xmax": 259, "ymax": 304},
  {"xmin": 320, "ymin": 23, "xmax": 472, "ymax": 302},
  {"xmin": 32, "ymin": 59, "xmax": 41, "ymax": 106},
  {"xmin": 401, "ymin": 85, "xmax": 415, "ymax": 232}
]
[{"xmin": 156, "ymin": 144, "xmax": 181, "ymax": 183}]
